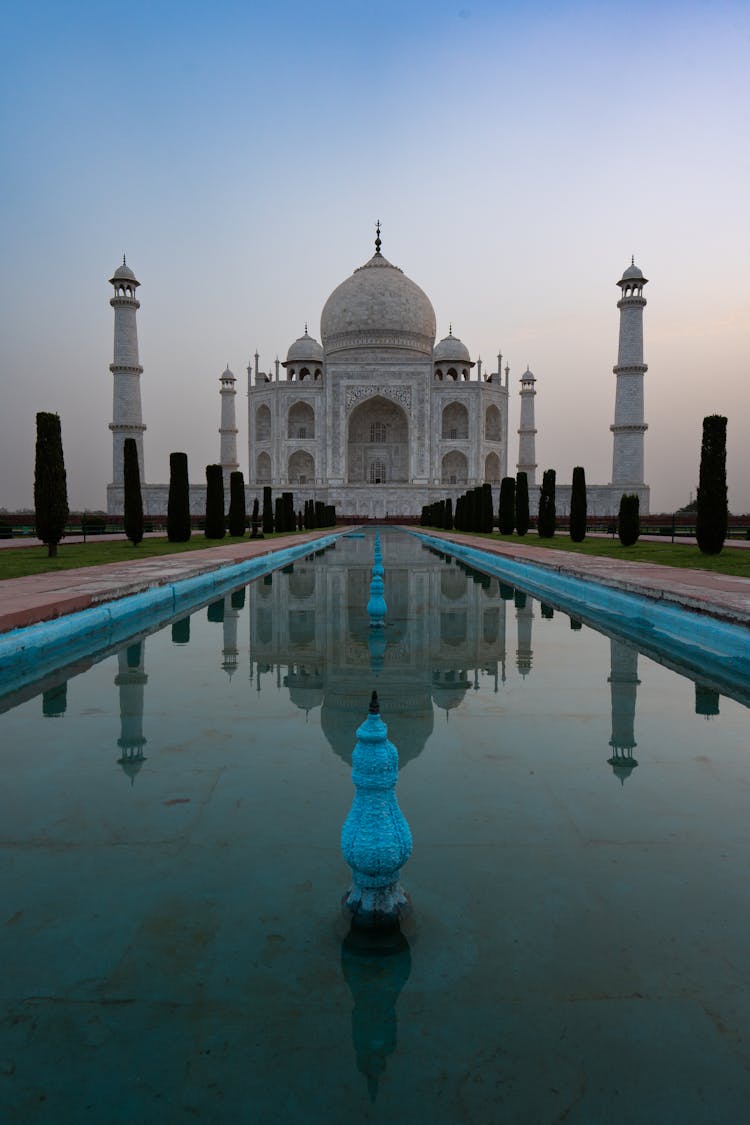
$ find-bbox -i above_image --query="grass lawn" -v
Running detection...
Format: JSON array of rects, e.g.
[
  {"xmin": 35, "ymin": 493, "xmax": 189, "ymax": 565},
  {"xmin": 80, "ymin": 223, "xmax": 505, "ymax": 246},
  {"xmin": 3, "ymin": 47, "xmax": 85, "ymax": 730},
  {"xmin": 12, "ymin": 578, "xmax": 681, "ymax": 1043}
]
[
  {"xmin": 433, "ymin": 530, "xmax": 750, "ymax": 579},
  {"xmin": 0, "ymin": 531, "xmax": 317, "ymax": 581}
]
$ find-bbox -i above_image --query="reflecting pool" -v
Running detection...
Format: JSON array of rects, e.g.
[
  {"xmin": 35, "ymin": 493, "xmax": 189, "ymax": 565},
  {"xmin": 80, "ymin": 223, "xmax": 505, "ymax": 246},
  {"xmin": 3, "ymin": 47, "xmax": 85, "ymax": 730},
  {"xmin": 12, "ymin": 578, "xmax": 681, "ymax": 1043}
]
[{"xmin": 2, "ymin": 529, "xmax": 750, "ymax": 1123}]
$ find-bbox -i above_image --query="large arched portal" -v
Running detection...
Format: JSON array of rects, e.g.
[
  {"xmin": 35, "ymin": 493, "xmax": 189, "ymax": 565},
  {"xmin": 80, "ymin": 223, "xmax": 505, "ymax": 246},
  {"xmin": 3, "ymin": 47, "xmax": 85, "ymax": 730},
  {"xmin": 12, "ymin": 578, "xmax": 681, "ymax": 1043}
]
[{"xmin": 347, "ymin": 395, "xmax": 409, "ymax": 484}]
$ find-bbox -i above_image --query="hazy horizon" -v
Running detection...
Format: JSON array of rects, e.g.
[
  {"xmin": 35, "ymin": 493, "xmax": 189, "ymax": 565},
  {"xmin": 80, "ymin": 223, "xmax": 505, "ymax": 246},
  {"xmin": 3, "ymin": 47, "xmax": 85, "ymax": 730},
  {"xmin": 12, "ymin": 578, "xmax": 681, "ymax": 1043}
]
[{"xmin": 2, "ymin": 0, "xmax": 748, "ymax": 514}]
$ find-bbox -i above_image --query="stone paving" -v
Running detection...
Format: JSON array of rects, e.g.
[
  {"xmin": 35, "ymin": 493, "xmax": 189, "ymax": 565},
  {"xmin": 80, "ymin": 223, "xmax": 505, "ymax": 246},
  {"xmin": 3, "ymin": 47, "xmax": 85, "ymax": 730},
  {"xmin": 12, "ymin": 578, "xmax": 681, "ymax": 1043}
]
[
  {"xmin": 0, "ymin": 528, "xmax": 749, "ymax": 635},
  {"xmin": 422, "ymin": 531, "xmax": 750, "ymax": 629}
]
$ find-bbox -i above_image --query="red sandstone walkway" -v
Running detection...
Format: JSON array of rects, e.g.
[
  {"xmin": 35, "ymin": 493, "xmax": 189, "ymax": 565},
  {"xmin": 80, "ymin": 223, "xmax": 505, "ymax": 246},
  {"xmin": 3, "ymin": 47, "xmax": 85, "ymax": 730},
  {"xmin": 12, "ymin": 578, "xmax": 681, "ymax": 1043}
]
[
  {"xmin": 424, "ymin": 531, "xmax": 750, "ymax": 628},
  {"xmin": 0, "ymin": 532, "xmax": 333, "ymax": 634},
  {"xmin": 1, "ymin": 529, "xmax": 749, "ymax": 635}
]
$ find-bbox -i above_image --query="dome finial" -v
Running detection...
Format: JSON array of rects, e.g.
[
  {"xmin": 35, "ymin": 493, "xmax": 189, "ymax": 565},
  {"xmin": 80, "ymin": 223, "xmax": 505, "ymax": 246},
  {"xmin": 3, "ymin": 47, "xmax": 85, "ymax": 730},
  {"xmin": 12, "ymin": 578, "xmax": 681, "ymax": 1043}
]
[
  {"xmin": 375, "ymin": 220, "xmax": 381, "ymax": 255},
  {"xmin": 122, "ymin": 253, "xmax": 126, "ymax": 265},
  {"xmin": 304, "ymin": 321, "xmax": 308, "ymax": 334},
  {"xmin": 631, "ymin": 254, "xmax": 635, "ymax": 266},
  {"xmin": 449, "ymin": 323, "xmax": 453, "ymax": 336}
]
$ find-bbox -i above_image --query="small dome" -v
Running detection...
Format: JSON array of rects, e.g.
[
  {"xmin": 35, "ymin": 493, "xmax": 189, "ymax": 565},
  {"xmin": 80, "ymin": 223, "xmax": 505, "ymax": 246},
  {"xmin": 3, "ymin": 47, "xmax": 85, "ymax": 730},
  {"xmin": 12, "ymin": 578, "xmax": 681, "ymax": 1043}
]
[
  {"xmin": 221, "ymin": 365, "xmax": 235, "ymax": 381},
  {"xmin": 321, "ymin": 245, "xmax": 436, "ymax": 357},
  {"xmin": 111, "ymin": 257, "xmax": 137, "ymax": 282},
  {"xmin": 620, "ymin": 258, "xmax": 647, "ymax": 283},
  {"xmin": 285, "ymin": 328, "xmax": 324, "ymax": 365},
  {"xmin": 520, "ymin": 366, "xmax": 535, "ymax": 383},
  {"xmin": 434, "ymin": 330, "xmax": 471, "ymax": 365}
]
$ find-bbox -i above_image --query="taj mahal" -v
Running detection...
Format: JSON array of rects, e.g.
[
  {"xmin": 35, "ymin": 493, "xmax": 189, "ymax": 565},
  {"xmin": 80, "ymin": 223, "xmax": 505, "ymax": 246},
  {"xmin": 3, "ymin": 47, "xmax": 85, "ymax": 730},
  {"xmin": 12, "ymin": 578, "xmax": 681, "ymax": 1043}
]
[{"xmin": 106, "ymin": 226, "xmax": 650, "ymax": 518}]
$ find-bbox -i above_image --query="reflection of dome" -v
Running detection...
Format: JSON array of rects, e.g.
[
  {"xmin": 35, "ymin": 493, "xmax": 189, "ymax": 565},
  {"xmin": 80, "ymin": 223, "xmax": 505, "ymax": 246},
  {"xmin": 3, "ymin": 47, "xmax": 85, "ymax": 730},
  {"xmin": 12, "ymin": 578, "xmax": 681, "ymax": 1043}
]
[
  {"xmin": 321, "ymin": 247, "xmax": 436, "ymax": 357},
  {"xmin": 286, "ymin": 668, "xmax": 325, "ymax": 713},
  {"xmin": 434, "ymin": 331, "xmax": 471, "ymax": 364},
  {"xmin": 285, "ymin": 328, "xmax": 324, "ymax": 364},
  {"xmin": 321, "ymin": 680, "xmax": 433, "ymax": 767},
  {"xmin": 431, "ymin": 669, "xmax": 471, "ymax": 712}
]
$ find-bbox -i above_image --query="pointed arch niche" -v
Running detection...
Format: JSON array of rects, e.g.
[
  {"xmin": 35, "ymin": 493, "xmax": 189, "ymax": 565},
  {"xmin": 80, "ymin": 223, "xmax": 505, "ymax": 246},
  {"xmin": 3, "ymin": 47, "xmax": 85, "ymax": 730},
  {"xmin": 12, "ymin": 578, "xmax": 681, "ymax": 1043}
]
[
  {"xmin": 288, "ymin": 449, "xmax": 315, "ymax": 484},
  {"xmin": 442, "ymin": 401, "xmax": 469, "ymax": 440},
  {"xmin": 484, "ymin": 452, "xmax": 501, "ymax": 483},
  {"xmin": 256, "ymin": 451, "xmax": 271, "ymax": 482},
  {"xmin": 485, "ymin": 404, "xmax": 502, "ymax": 441},
  {"xmin": 255, "ymin": 404, "xmax": 271, "ymax": 442},
  {"xmin": 288, "ymin": 401, "xmax": 315, "ymax": 440},
  {"xmin": 441, "ymin": 450, "xmax": 468, "ymax": 485},
  {"xmin": 347, "ymin": 395, "xmax": 409, "ymax": 484}
]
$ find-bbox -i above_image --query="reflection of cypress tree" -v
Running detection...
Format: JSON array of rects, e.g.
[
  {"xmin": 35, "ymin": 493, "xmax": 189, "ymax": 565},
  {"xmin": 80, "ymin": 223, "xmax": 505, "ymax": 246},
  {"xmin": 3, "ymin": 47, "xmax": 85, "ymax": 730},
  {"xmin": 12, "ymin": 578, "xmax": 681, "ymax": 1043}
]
[
  {"xmin": 207, "ymin": 599, "xmax": 225, "ymax": 624},
  {"xmin": 514, "ymin": 590, "xmax": 527, "ymax": 610},
  {"xmin": 695, "ymin": 683, "xmax": 720, "ymax": 717},
  {"xmin": 341, "ymin": 926, "xmax": 411, "ymax": 1102},
  {"xmin": 231, "ymin": 587, "xmax": 246, "ymax": 610},
  {"xmin": 540, "ymin": 603, "xmax": 554, "ymax": 620},
  {"xmin": 499, "ymin": 583, "xmax": 515, "ymax": 601},
  {"xmin": 171, "ymin": 617, "xmax": 191, "ymax": 645},
  {"xmin": 42, "ymin": 681, "xmax": 67, "ymax": 717},
  {"xmin": 569, "ymin": 617, "xmax": 582, "ymax": 631},
  {"xmin": 127, "ymin": 642, "xmax": 142, "ymax": 669}
]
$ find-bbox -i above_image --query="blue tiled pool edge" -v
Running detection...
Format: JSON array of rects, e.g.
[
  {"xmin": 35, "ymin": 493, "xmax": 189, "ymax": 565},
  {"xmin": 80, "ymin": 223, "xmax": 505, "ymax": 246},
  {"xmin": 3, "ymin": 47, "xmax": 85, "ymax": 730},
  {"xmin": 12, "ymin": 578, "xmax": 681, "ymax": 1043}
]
[
  {"xmin": 413, "ymin": 530, "xmax": 750, "ymax": 691},
  {"xmin": 0, "ymin": 533, "xmax": 341, "ymax": 694}
]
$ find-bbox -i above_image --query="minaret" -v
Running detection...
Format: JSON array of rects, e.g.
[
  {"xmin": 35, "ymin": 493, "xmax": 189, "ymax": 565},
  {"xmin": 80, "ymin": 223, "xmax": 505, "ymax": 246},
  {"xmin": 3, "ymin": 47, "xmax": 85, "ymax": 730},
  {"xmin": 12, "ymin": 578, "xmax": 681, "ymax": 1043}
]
[
  {"xmin": 517, "ymin": 367, "xmax": 537, "ymax": 486},
  {"xmin": 108, "ymin": 257, "xmax": 146, "ymax": 487},
  {"xmin": 219, "ymin": 365, "xmax": 239, "ymax": 488},
  {"xmin": 611, "ymin": 259, "xmax": 648, "ymax": 487}
]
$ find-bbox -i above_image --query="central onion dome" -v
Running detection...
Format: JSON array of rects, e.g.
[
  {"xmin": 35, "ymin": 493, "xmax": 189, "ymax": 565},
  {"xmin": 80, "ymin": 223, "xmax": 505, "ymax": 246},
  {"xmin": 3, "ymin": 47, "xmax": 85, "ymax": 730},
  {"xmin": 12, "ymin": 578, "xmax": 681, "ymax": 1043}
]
[{"xmin": 321, "ymin": 230, "xmax": 436, "ymax": 357}]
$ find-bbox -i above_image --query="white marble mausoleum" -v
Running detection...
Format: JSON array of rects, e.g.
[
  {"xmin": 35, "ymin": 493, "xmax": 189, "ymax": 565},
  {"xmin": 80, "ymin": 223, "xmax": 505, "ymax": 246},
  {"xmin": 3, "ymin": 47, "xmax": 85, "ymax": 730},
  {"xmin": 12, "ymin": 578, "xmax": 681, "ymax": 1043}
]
[{"xmin": 106, "ymin": 230, "xmax": 650, "ymax": 518}]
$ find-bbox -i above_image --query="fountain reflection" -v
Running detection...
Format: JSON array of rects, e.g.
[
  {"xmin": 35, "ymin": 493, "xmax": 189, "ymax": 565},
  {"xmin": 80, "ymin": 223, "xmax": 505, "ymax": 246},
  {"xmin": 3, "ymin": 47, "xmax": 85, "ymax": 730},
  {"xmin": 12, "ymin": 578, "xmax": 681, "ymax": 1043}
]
[{"xmin": 340, "ymin": 925, "xmax": 411, "ymax": 1101}]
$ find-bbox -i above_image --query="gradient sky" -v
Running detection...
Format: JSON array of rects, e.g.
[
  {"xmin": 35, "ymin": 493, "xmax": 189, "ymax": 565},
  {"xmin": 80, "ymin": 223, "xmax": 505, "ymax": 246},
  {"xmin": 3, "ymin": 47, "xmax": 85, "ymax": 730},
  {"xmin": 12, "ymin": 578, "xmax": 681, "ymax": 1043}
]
[{"xmin": 1, "ymin": 0, "xmax": 748, "ymax": 513}]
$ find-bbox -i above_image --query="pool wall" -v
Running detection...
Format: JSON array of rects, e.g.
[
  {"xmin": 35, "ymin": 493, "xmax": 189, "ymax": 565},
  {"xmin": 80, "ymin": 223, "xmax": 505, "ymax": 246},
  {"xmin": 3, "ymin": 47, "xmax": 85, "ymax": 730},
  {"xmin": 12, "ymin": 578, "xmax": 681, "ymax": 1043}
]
[
  {"xmin": 0, "ymin": 534, "xmax": 341, "ymax": 695},
  {"xmin": 413, "ymin": 531, "xmax": 750, "ymax": 694}
]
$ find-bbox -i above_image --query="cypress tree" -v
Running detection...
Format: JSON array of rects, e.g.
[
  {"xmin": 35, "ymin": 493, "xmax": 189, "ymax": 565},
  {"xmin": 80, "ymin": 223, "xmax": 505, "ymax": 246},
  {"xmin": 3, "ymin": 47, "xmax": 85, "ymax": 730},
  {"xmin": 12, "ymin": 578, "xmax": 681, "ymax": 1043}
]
[
  {"xmin": 515, "ymin": 472, "xmax": 529, "ymax": 536},
  {"xmin": 537, "ymin": 469, "xmax": 557, "ymax": 538},
  {"xmin": 618, "ymin": 493, "xmax": 640, "ymax": 546},
  {"xmin": 167, "ymin": 452, "xmax": 191, "ymax": 542},
  {"xmin": 444, "ymin": 497, "xmax": 453, "ymax": 530},
  {"xmin": 498, "ymin": 477, "xmax": 516, "ymax": 535},
  {"xmin": 274, "ymin": 496, "xmax": 284, "ymax": 532},
  {"xmin": 262, "ymin": 486, "xmax": 274, "ymax": 534},
  {"xmin": 481, "ymin": 483, "xmax": 494, "ymax": 532},
  {"xmin": 228, "ymin": 470, "xmax": 246, "ymax": 537},
  {"xmin": 569, "ymin": 465, "xmax": 587, "ymax": 543},
  {"xmin": 696, "ymin": 414, "xmax": 728, "ymax": 555},
  {"xmin": 34, "ymin": 411, "xmax": 69, "ymax": 557},
  {"xmin": 250, "ymin": 497, "xmax": 261, "ymax": 538},
  {"xmin": 123, "ymin": 437, "xmax": 144, "ymax": 546},
  {"xmin": 204, "ymin": 464, "xmax": 225, "ymax": 539}
]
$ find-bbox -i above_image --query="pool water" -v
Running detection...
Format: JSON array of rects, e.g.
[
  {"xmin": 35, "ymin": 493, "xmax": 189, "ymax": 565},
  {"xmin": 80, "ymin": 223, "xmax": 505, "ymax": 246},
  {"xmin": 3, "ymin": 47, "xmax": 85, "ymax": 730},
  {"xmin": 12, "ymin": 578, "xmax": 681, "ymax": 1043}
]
[{"xmin": 2, "ymin": 529, "xmax": 750, "ymax": 1123}]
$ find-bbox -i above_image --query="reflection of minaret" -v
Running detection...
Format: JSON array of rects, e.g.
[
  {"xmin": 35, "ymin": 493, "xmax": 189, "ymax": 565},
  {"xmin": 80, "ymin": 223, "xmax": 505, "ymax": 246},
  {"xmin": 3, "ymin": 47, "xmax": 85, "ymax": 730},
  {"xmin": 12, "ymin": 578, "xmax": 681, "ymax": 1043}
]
[
  {"xmin": 222, "ymin": 594, "xmax": 240, "ymax": 678},
  {"xmin": 341, "ymin": 926, "xmax": 411, "ymax": 1102},
  {"xmin": 607, "ymin": 638, "xmax": 640, "ymax": 783},
  {"xmin": 115, "ymin": 641, "xmax": 147, "ymax": 783},
  {"xmin": 515, "ymin": 591, "xmax": 533, "ymax": 677}
]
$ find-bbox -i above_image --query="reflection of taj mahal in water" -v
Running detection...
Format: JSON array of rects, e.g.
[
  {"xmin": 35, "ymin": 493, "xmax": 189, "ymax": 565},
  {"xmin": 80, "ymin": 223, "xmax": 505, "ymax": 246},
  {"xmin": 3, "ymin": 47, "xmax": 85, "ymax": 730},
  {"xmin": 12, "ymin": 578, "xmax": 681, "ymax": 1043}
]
[
  {"xmin": 106, "ymin": 228, "xmax": 650, "ymax": 517},
  {"xmin": 95, "ymin": 534, "xmax": 657, "ymax": 783}
]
